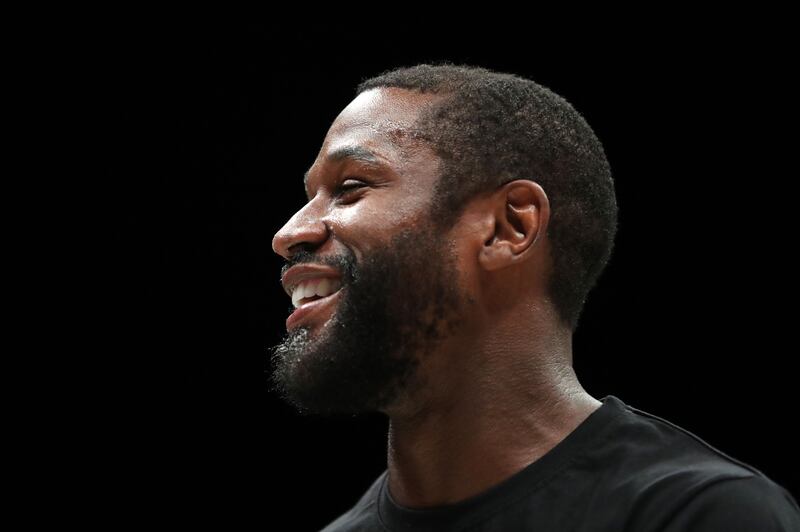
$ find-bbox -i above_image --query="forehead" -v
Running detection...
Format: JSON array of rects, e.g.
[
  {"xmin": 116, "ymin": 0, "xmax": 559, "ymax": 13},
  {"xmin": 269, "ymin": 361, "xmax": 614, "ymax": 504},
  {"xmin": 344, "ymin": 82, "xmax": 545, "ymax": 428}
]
[{"xmin": 332, "ymin": 87, "xmax": 436, "ymax": 134}]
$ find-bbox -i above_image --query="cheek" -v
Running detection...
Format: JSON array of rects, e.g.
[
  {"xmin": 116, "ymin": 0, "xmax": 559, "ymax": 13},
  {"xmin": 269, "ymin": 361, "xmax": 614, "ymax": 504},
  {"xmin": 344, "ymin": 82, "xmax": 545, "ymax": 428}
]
[
  {"xmin": 327, "ymin": 205, "xmax": 366, "ymax": 227},
  {"xmin": 329, "ymin": 197, "xmax": 431, "ymax": 234}
]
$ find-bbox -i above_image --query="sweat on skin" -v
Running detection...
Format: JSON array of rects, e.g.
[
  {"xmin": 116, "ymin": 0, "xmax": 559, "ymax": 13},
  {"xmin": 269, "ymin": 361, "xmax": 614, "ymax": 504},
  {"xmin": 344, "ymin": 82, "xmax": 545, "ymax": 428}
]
[{"xmin": 270, "ymin": 87, "xmax": 601, "ymax": 508}]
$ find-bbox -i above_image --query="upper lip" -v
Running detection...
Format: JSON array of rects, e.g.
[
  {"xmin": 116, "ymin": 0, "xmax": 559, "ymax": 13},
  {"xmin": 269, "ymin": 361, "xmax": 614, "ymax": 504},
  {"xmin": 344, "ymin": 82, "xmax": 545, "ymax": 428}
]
[{"xmin": 281, "ymin": 264, "xmax": 342, "ymax": 298}]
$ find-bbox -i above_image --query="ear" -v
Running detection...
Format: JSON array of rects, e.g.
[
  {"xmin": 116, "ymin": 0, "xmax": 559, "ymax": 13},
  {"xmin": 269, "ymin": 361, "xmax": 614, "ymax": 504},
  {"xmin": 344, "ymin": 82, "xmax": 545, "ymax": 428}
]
[{"xmin": 478, "ymin": 180, "xmax": 550, "ymax": 272}]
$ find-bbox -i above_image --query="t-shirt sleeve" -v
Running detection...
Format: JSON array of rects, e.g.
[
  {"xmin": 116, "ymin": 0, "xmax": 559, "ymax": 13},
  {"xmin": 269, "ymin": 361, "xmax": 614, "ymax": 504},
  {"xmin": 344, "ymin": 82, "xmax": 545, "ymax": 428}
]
[{"xmin": 659, "ymin": 475, "xmax": 800, "ymax": 531}]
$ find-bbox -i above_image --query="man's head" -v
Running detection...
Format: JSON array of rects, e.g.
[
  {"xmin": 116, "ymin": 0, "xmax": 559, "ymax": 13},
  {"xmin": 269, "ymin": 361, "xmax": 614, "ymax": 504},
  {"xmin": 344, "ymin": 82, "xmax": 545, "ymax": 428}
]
[{"xmin": 269, "ymin": 63, "xmax": 617, "ymax": 417}]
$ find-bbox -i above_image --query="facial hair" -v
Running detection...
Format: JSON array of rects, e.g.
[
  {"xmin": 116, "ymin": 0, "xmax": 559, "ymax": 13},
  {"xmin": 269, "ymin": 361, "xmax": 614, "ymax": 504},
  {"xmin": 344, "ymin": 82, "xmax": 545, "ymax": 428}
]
[{"xmin": 268, "ymin": 222, "xmax": 466, "ymax": 417}]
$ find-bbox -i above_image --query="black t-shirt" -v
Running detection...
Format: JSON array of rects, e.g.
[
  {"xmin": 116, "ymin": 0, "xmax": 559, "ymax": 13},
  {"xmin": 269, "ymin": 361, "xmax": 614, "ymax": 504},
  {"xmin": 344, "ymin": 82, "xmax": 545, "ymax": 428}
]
[{"xmin": 320, "ymin": 395, "xmax": 800, "ymax": 531}]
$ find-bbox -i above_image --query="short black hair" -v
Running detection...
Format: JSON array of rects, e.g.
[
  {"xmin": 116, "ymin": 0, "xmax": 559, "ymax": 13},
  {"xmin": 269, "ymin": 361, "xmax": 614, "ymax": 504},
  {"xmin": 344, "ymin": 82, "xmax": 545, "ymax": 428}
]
[{"xmin": 357, "ymin": 62, "xmax": 618, "ymax": 332}]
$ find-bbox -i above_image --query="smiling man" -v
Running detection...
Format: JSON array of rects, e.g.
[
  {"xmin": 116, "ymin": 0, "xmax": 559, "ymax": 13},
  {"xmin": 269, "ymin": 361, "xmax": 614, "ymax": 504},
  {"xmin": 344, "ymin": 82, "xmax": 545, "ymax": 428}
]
[{"xmin": 269, "ymin": 64, "xmax": 799, "ymax": 531}]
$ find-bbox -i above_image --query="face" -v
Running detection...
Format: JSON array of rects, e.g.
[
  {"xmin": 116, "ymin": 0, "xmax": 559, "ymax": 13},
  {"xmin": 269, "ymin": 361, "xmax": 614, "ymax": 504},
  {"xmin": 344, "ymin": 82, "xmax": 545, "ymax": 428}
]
[{"xmin": 269, "ymin": 88, "xmax": 471, "ymax": 416}]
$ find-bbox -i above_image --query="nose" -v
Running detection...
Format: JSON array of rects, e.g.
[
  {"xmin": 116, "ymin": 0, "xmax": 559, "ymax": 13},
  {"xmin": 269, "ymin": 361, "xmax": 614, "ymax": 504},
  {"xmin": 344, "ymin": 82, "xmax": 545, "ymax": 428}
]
[{"xmin": 272, "ymin": 203, "xmax": 330, "ymax": 260}]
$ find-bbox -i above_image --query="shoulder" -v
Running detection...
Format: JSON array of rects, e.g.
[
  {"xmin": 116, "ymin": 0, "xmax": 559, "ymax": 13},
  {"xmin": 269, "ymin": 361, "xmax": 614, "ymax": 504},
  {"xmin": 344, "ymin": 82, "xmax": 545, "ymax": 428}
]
[
  {"xmin": 655, "ymin": 474, "xmax": 800, "ymax": 531},
  {"xmin": 605, "ymin": 396, "xmax": 777, "ymax": 481},
  {"xmin": 597, "ymin": 397, "xmax": 800, "ymax": 531}
]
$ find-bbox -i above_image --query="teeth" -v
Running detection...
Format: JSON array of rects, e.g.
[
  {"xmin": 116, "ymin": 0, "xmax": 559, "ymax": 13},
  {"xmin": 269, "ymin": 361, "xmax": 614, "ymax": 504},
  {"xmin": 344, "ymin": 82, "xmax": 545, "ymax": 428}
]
[{"xmin": 291, "ymin": 278, "xmax": 343, "ymax": 308}]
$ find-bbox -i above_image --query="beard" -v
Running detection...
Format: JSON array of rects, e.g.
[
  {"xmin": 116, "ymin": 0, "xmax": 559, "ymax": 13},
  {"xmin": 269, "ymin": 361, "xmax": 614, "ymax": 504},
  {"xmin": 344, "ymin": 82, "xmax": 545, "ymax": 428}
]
[{"xmin": 268, "ymin": 220, "xmax": 467, "ymax": 417}]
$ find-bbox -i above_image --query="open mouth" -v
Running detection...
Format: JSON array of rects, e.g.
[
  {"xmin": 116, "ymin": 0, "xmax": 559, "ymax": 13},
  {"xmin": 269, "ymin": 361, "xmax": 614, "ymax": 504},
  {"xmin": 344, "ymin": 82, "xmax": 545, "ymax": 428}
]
[
  {"xmin": 290, "ymin": 277, "xmax": 343, "ymax": 308},
  {"xmin": 286, "ymin": 278, "xmax": 344, "ymax": 330}
]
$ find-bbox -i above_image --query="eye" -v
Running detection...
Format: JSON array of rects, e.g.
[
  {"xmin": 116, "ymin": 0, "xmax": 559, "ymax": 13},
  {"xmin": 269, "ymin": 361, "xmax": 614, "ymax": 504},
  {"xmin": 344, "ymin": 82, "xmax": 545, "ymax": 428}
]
[{"xmin": 333, "ymin": 178, "xmax": 368, "ymax": 201}]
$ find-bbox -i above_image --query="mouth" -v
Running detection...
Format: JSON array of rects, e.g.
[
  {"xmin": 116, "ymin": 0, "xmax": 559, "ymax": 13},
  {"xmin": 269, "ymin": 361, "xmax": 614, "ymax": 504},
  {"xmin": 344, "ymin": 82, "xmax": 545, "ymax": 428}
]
[{"xmin": 286, "ymin": 283, "xmax": 344, "ymax": 331}]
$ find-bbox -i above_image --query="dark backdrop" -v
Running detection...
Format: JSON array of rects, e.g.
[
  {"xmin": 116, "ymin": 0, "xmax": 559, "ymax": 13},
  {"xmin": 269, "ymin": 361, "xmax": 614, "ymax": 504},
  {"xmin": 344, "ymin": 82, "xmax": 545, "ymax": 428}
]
[{"xmin": 106, "ymin": 21, "xmax": 796, "ymax": 529}]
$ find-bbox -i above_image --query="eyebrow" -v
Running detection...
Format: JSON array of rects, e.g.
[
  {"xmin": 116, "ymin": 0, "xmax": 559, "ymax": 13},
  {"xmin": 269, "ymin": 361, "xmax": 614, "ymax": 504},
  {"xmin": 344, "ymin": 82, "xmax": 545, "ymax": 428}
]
[{"xmin": 303, "ymin": 145, "xmax": 385, "ymax": 192}]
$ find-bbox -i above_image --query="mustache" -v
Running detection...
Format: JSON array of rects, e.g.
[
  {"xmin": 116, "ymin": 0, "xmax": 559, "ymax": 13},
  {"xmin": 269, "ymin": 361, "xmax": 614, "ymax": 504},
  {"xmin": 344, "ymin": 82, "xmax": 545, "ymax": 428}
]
[{"xmin": 280, "ymin": 249, "xmax": 356, "ymax": 281}]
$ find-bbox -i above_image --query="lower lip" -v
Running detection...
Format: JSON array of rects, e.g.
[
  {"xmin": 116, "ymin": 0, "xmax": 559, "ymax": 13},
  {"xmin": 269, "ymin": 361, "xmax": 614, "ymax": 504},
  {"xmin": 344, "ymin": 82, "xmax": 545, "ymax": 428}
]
[{"xmin": 286, "ymin": 289, "xmax": 343, "ymax": 330}]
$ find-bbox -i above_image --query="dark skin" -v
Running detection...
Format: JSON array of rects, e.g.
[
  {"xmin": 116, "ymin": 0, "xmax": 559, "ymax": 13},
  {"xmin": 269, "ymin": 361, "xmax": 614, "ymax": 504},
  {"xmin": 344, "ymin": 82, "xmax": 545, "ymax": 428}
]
[{"xmin": 272, "ymin": 87, "xmax": 602, "ymax": 508}]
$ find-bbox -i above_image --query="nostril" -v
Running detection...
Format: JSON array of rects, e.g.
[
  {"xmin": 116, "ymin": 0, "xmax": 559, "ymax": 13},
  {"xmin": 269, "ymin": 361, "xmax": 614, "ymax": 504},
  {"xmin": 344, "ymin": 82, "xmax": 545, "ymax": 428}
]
[{"xmin": 288, "ymin": 242, "xmax": 316, "ymax": 257}]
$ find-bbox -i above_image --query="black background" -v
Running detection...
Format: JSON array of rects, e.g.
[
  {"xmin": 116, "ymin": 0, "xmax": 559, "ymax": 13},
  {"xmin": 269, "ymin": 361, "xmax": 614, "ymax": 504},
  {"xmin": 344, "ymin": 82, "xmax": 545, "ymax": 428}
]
[{"xmin": 103, "ymin": 20, "xmax": 796, "ymax": 529}]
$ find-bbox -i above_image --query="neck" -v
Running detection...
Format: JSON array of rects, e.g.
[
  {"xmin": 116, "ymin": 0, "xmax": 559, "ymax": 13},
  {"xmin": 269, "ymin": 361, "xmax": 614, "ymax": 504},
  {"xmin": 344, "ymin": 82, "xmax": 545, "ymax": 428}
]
[{"xmin": 385, "ymin": 351, "xmax": 600, "ymax": 508}]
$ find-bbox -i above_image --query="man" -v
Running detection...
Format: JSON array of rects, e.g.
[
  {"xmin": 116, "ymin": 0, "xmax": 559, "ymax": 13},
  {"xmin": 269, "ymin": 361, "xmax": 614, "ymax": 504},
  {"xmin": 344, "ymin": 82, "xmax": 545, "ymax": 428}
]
[{"xmin": 269, "ymin": 63, "xmax": 799, "ymax": 531}]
